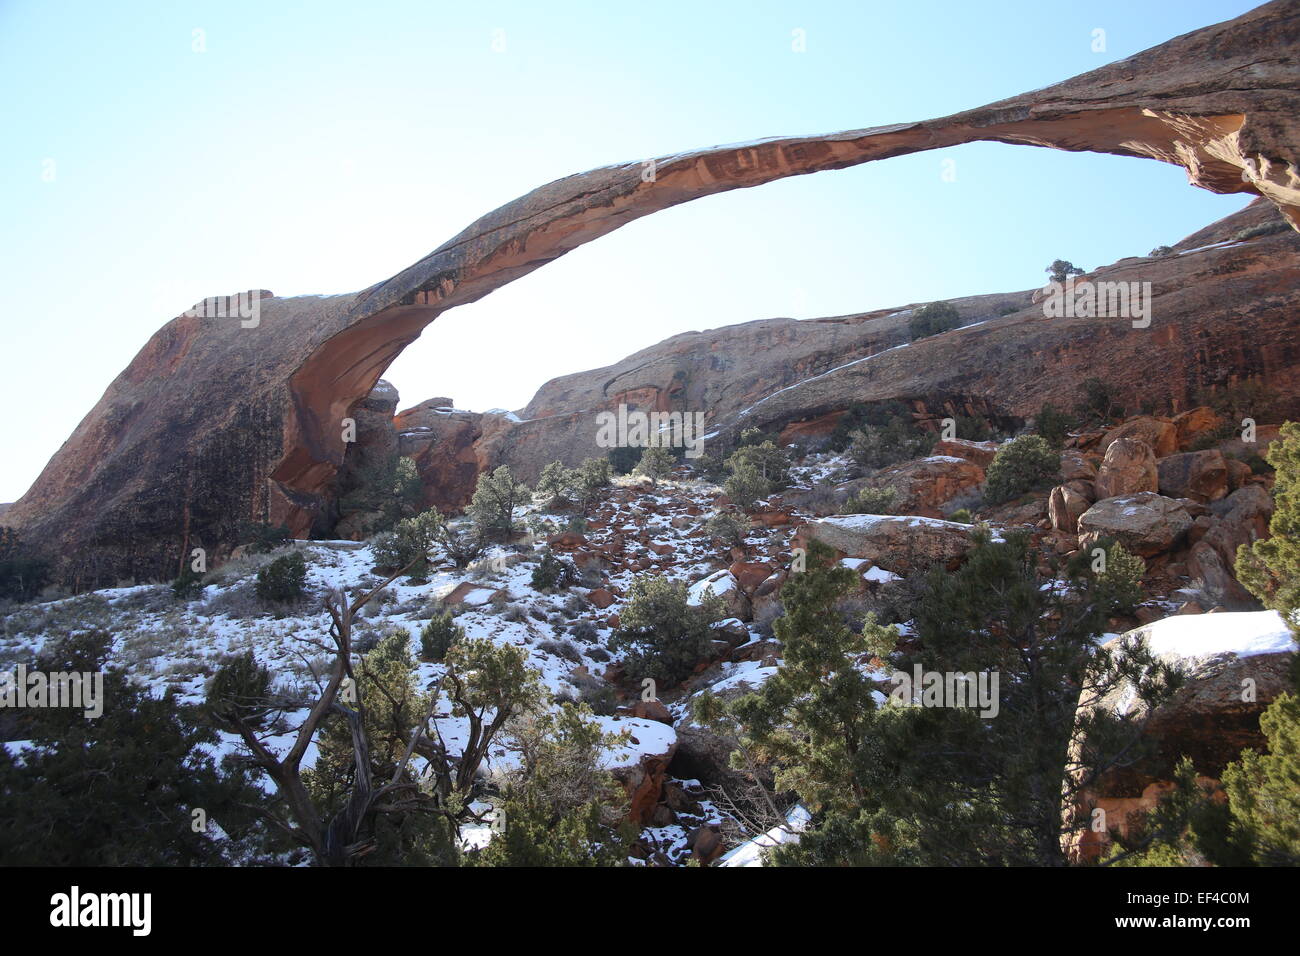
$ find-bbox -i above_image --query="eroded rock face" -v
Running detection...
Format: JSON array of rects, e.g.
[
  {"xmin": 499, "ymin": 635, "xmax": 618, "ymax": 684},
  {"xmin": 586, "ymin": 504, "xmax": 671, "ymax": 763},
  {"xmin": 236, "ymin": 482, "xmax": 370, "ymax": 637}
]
[
  {"xmin": 862, "ymin": 454, "xmax": 986, "ymax": 517},
  {"xmin": 6, "ymin": 1, "xmax": 1299, "ymax": 586}
]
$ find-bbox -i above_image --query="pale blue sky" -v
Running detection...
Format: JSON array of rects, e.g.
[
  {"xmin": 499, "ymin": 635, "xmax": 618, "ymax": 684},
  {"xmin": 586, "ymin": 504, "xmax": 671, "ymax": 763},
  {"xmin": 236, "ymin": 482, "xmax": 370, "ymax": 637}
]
[{"xmin": 0, "ymin": 0, "xmax": 1258, "ymax": 501}]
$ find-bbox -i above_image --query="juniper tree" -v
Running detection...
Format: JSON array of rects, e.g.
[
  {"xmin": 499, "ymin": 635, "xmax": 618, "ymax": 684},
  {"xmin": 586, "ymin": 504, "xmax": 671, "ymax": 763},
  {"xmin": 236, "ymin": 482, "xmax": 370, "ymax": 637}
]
[
  {"xmin": 304, "ymin": 629, "xmax": 456, "ymax": 864},
  {"xmin": 634, "ymin": 446, "xmax": 677, "ymax": 483},
  {"xmin": 983, "ymin": 434, "xmax": 1059, "ymax": 504},
  {"xmin": 1035, "ymin": 403, "xmax": 1072, "ymax": 448},
  {"xmin": 837, "ymin": 529, "xmax": 1180, "ymax": 866},
  {"xmin": 1045, "ymin": 259, "xmax": 1085, "ymax": 284},
  {"xmin": 469, "ymin": 703, "xmax": 633, "ymax": 866},
  {"xmin": 908, "ymin": 301, "xmax": 961, "ymax": 340},
  {"xmin": 468, "ymin": 466, "xmax": 530, "ymax": 541},
  {"xmin": 727, "ymin": 530, "xmax": 1181, "ymax": 866},
  {"xmin": 726, "ymin": 441, "xmax": 789, "ymax": 488},
  {"xmin": 1237, "ymin": 421, "xmax": 1300, "ymax": 639},
  {"xmin": 728, "ymin": 541, "xmax": 890, "ymax": 822},
  {"xmin": 0, "ymin": 631, "xmax": 270, "ymax": 865},
  {"xmin": 724, "ymin": 465, "xmax": 771, "ymax": 512},
  {"xmin": 1112, "ymin": 693, "xmax": 1300, "ymax": 867},
  {"xmin": 612, "ymin": 576, "xmax": 723, "ymax": 686}
]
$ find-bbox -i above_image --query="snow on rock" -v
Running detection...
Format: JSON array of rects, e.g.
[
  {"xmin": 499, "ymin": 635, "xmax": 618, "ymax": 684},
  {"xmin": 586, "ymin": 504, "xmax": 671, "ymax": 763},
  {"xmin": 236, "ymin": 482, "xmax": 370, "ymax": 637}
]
[
  {"xmin": 596, "ymin": 716, "xmax": 678, "ymax": 770},
  {"xmin": 863, "ymin": 566, "xmax": 901, "ymax": 583},
  {"xmin": 1132, "ymin": 609, "xmax": 1295, "ymax": 661},
  {"xmin": 688, "ymin": 570, "xmax": 737, "ymax": 604}
]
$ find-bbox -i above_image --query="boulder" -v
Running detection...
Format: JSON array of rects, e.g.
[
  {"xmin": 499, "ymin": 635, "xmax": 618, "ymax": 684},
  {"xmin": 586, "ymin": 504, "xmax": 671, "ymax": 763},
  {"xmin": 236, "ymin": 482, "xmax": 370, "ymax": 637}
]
[
  {"xmin": 1225, "ymin": 457, "xmax": 1253, "ymax": 492},
  {"xmin": 1200, "ymin": 484, "xmax": 1274, "ymax": 568},
  {"xmin": 1048, "ymin": 484, "xmax": 1091, "ymax": 534},
  {"xmin": 1060, "ymin": 449, "xmax": 1098, "ymax": 483},
  {"xmin": 930, "ymin": 438, "xmax": 998, "ymax": 470},
  {"xmin": 1171, "ymin": 406, "xmax": 1223, "ymax": 450},
  {"xmin": 616, "ymin": 699, "xmax": 674, "ymax": 725},
  {"xmin": 728, "ymin": 560, "xmax": 775, "ymax": 594},
  {"xmin": 796, "ymin": 514, "xmax": 975, "ymax": 574},
  {"xmin": 1217, "ymin": 424, "xmax": 1282, "ymax": 460},
  {"xmin": 609, "ymin": 721, "xmax": 679, "ymax": 826},
  {"xmin": 1100, "ymin": 417, "xmax": 1178, "ymax": 458},
  {"xmin": 1156, "ymin": 449, "xmax": 1229, "ymax": 502},
  {"xmin": 688, "ymin": 569, "xmax": 752, "ymax": 621},
  {"xmin": 864, "ymin": 455, "xmax": 985, "ymax": 517},
  {"xmin": 1186, "ymin": 540, "xmax": 1257, "ymax": 608},
  {"xmin": 1076, "ymin": 492, "xmax": 1193, "ymax": 556},
  {"xmin": 1065, "ymin": 610, "xmax": 1295, "ymax": 862},
  {"xmin": 1094, "ymin": 438, "xmax": 1158, "ymax": 499}
]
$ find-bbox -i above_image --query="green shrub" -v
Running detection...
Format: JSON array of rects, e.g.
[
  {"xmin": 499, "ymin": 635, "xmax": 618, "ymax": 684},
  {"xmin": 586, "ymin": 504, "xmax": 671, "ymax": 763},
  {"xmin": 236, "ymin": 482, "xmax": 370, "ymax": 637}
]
[
  {"xmin": 1069, "ymin": 538, "xmax": 1145, "ymax": 614},
  {"xmin": 420, "ymin": 610, "xmax": 464, "ymax": 662},
  {"xmin": 206, "ymin": 650, "xmax": 274, "ymax": 729},
  {"xmin": 1236, "ymin": 421, "xmax": 1300, "ymax": 643},
  {"xmin": 1045, "ymin": 259, "xmax": 1084, "ymax": 284},
  {"xmin": 612, "ymin": 576, "xmax": 723, "ymax": 686},
  {"xmin": 1076, "ymin": 377, "xmax": 1123, "ymax": 423},
  {"xmin": 841, "ymin": 486, "xmax": 897, "ymax": 515},
  {"xmin": 535, "ymin": 458, "xmax": 609, "ymax": 512},
  {"xmin": 633, "ymin": 446, "xmax": 677, "ymax": 482},
  {"xmin": 0, "ymin": 632, "xmax": 268, "ymax": 865},
  {"xmin": 531, "ymin": 552, "xmax": 576, "ymax": 591},
  {"xmin": 952, "ymin": 415, "xmax": 992, "ymax": 442},
  {"xmin": 535, "ymin": 461, "xmax": 579, "ymax": 509},
  {"xmin": 848, "ymin": 421, "xmax": 935, "ymax": 470},
  {"xmin": 726, "ymin": 441, "xmax": 789, "ymax": 489},
  {"xmin": 908, "ymin": 301, "xmax": 961, "ymax": 340},
  {"xmin": 1233, "ymin": 220, "xmax": 1290, "ymax": 242},
  {"xmin": 372, "ymin": 509, "xmax": 442, "ymax": 574},
  {"xmin": 704, "ymin": 511, "xmax": 750, "ymax": 548},
  {"xmin": 1148, "ymin": 245, "xmax": 1173, "ymax": 258},
  {"xmin": 828, "ymin": 400, "xmax": 912, "ymax": 452},
  {"xmin": 254, "ymin": 551, "xmax": 307, "ymax": 602},
  {"xmin": 1034, "ymin": 403, "xmax": 1071, "ymax": 448},
  {"xmin": 469, "ymin": 466, "xmax": 530, "ymax": 541},
  {"xmin": 691, "ymin": 453, "xmax": 728, "ymax": 482},
  {"xmin": 984, "ymin": 435, "xmax": 1058, "ymax": 504},
  {"xmin": 172, "ymin": 563, "xmax": 205, "ymax": 599},
  {"xmin": 1220, "ymin": 692, "xmax": 1300, "ymax": 864},
  {"xmin": 724, "ymin": 465, "xmax": 772, "ymax": 512},
  {"xmin": 948, "ymin": 508, "xmax": 972, "ymax": 524}
]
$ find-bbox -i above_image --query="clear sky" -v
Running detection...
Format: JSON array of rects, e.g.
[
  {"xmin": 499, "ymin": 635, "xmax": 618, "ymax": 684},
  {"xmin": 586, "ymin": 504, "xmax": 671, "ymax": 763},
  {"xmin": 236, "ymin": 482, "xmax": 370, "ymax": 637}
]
[{"xmin": 0, "ymin": 0, "xmax": 1260, "ymax": 502}]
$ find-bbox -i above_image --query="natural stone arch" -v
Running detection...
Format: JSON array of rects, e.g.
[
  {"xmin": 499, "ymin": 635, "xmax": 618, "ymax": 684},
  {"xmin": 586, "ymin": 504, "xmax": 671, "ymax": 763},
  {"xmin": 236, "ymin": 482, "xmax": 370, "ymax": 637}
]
[{"xmin": 6, "ymin": 0, "xmax": 1297, "ymax": 586}]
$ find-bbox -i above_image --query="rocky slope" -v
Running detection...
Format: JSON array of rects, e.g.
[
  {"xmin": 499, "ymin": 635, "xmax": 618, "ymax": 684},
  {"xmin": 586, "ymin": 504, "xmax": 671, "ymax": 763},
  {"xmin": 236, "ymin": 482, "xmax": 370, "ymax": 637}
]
[
  {"xmin": 4, "ymin": 414, "xmax": 1290, "ymax": 864},
  {"xmin": 5, "ymin": 1, "xmax": 1299, "ymax": 587},
  {"xmin": 394, "ymin": 199, "xmax": 1298, "ymax": 510}
]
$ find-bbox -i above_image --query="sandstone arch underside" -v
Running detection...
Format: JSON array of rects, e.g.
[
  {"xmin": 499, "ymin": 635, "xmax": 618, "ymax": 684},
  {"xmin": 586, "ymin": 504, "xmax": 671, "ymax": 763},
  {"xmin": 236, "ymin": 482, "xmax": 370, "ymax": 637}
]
[{"xmin": 7, "ymin": 0, "xmax": 1298, "ymax": 586}]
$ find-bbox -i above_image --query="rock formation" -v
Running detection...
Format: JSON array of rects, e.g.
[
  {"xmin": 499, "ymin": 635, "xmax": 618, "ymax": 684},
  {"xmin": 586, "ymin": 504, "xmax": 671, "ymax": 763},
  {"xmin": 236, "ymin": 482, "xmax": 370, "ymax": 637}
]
[{"xmin": 6, "ymin": 1, "xmax": 1298, "ymax": 586}]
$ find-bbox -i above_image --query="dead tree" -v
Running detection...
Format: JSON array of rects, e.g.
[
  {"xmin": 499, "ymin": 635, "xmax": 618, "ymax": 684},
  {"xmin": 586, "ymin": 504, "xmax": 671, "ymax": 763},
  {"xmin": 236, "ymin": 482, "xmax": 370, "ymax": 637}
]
[{"xmin": 228, "ymin": 556, "xmax": 437, "ymax": 865}]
